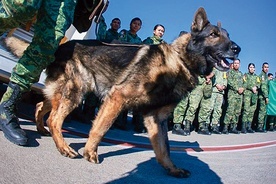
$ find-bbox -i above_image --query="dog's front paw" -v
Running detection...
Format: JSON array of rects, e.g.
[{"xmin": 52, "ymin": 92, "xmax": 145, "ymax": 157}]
[
  {"xmin": 83, "ymin": 149, "xmax": 99, "ymax": 164},
  {"xmin": 57, "ymin": 145, "xmax": 78, "ymax": 158},
  {"xmin": 37, "ymin": 127, "xmax": 51, "ymax": 136},
  {"xmin": 168, "ymin": 168, "xmax": 191, "ymax": 178}
]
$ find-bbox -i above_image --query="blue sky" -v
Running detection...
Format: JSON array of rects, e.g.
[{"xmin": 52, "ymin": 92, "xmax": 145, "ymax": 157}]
[{"xmin": 102, "ymin": 0, "xmax": 276, "ymax": 75}]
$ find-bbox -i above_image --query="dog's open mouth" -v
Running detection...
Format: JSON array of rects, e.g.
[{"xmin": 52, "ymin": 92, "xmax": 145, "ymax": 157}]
[
  {"xmin": 207, "ymin": 54, "xmax": 234, "ymax": 71},
  {"xmin": 215, "ymin": 58, "xmax": 232, "ymax": 71}
]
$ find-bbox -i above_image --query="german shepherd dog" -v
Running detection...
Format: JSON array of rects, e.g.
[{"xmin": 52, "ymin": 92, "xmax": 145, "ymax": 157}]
[{"xmin": 5, "ymin": 7, "xmax": 240, "ymax": 178}]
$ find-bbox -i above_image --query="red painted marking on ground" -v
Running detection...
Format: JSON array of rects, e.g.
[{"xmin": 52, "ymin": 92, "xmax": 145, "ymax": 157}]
[{"xmin": 62, "ymin": 128, "xmax": 276, "ymax": 152}]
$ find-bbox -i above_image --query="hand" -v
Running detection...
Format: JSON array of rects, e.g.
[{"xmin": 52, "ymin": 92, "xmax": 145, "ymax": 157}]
[
  {"xmin": 265, "ymin": 98, "xmax": 269, "ymax": 104},
  {"xmin": 206, "ymin": 78, "xmax": 211, "ymax": 84},
  {"xmin": 238, "ymin": 87, "xmax": 244, "ymax": 94},
  {"xmin": 252, "ymin": 86, "xmax": 258, "ymax": 94},
  {"xmin": 216, "ymin": 84, "xmax": 224, "ymax": 92}
]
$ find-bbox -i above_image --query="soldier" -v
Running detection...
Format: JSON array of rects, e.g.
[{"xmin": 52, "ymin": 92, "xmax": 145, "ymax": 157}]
[
  {"xmin": 223, "ymin": 59, "xmax": 244, "ymax": 134},
  {"xmin": 118, "ymin": 17, "xmax": 142, "ymax": 44},
  {"xmin": 171, "ymin": 30, "xmax": 190, "ymax": 136},
  {"xmin": 117, "ymin": 17, "xmax": 143, "ymax": 132},
  {"xmin": 172, "ymin": 95, "xmax": 189, "ymax": 136},
  {"xmin": 256, "ymin": 62, "xmax": 269, "ymax": 132},
  {"xmin": 183, "ymin": 73, "xmax": 214, "ymax": 136},
  {"xmin": 241, "ymin": 63, "xmax": 261, "ymax": 133},
  {"xmin": 96, "ymin": 15, "xmax": 121, "ymax": 43},
  {"xmin": 143, "ymin": 24, "xmax": 166, "ymax": 44},
  {"xmin": 206, "ymin": 68, "xmax": 227, "ymax": 134},
  {"xmin": 0, "ymin": 0, "xmax": 104, "ymax": 146}
]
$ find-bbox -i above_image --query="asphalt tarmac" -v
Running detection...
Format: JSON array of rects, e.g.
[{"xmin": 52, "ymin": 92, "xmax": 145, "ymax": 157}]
[{"xmin": 0, "ymin": 111, "xmax": 275, "ymax": 184}]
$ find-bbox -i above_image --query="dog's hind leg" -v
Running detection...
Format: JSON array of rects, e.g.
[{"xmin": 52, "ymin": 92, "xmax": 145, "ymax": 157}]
[
  {"xmin": 35, "ymin": 100, "xmax": 51, "ymax": 136},
  {"xmin": 144, "ymin": 105, "xmax": 191, "ymax": 178},
  {"xmin": 47, "ymin": 95, "xmax": 80, "ymax": 158},
  {"xmin": 83, "ymin": 89, "xmax": 124, "ymax": 163}
]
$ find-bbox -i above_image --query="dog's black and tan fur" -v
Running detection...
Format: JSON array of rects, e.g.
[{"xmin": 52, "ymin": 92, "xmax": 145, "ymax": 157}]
[{"xmin": 5, "ymin": 8, "xmax": 240, "ymax": 178}]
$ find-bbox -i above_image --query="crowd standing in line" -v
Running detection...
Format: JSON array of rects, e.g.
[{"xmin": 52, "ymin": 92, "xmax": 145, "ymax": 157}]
[{"xmin": 171, "ymin": 60, "xmax": 275, "ymax": 136}]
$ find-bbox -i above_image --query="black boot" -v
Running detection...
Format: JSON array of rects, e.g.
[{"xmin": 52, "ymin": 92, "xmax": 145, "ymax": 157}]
[
  {"xmin": 256, "ymin": 124, "xmax": 267, "ymax": 133},
  {"xmin": 211, "ymin": 124, "xmax": 221, "ymax": 134},
  {"xmin": 222, "ymin": 125, "xmax": 229, "ymax": 134},
  {"xmin": 172, "ymin": 124, "xmax": 187, "ymax": 136},
  {"xmin": 0, "ymin": 82, "xmax": 28, "ymax": 145},
  {"xmin": 183, "ymin": 120, "xmax": 191, "ymax": 135},
  {"xmin": 246, "ymin": 122, "xmax": 254, "ymax": 133},
  {"xmin": 268, "ymin": 125, "xmax": 274, "ymax": 132},
  {"xmin": 241, "ymin": 122, "xmax": 247, "ymax": 134},
  {"xmin": 198, "ymin": 122, "xmax": 211, "ymax": 135},
  {"xmin": 229, "ymin": 124, "xmax": 240, "ymax": 134}
]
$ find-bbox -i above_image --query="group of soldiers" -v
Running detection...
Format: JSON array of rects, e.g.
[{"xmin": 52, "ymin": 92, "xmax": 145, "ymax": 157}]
[{"xmin": 171, "ymin": 60, "xmax": 275, "ymax": 136}]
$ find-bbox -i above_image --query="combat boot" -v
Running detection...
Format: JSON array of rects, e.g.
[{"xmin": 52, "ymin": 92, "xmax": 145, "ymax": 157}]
[
  {"xmin": 211, "ymin": 124, "xmax": 221, "ymax": 134},
  {"xmin": 268, "ymin": 124, "xmax": 274, "ymax": 132},
  {"xmin": 222, "ymin": 125, "xmax": 229, "ymax": 134},
  {"xmin": 183, "ymin": 120, "xmax": 191, "ymax": 135},
  {"xmin": 229, "ymin": 124, "xmax": 240, "ymax": 134},
  {"xmin": 172, "ymin": 124, "xmax": 187, "ymax": 136},
  {"xmin": 255, "ymin": 124, "xmax": 267, "ymax": 133},
  {"xmin": 241, "ymin": 122, "xmax": 247, "ymax": 134},
  {"xmin": 197, "ymin": 122, "xmax": 211, "ymax": 135},
  {"xmin": 246, "ymin": 122, "xmax": 255, "ymax": 133},
  {"xmin": 0, "ymin": 82, "xmax": 28, "ymax": 146}
]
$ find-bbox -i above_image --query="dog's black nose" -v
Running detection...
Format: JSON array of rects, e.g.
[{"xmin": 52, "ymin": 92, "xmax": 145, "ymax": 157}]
[{"xmin": 231, "ymin": 41, "xmax": 241, "ymax": 55}]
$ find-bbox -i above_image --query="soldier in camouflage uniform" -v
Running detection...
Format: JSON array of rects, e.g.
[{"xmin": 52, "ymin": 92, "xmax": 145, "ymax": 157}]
[
  {"xmin": 118, "ymin": 17, "xmax": 142, "ymax": 44},
  {"xmin": 206, "ymin": 68, "xmax": 227, "ymax": 134},
  {"xmin": 182, "ymin": 74, "xmax": 214, "ymax": 135},
  {"xmin": 143, "ymin": 24, "xmax": 165, "ymax": 44},
  {"xmin": 241, "ymin": 63, "xmax": 261, "ymax": 133},
  {"xmin": 0, "ymin": 0, "xmax": 101, "ymax": 146},
  {"xmin": 171, "ymin": 30, "xmax": 189, "ymax": 136},
  {"xmin": 96, "ymin": 15, "xmax": 121, "ymax": 43},
  {"xmin": 223, "ymin": 59, "xmax": 244, "ymax": 134},
  {"xmin": 172, "ymin": 95, "xmax": 189, "ymax": 136},
  {"xmin": 256, "ymin": 62, "xmax": 269, "ymax": 132}
]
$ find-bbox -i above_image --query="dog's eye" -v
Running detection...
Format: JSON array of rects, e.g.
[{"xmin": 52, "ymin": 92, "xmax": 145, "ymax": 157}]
[{"xmin": 210, "ymin": 32, "xmax": 218, "ymax": 38}]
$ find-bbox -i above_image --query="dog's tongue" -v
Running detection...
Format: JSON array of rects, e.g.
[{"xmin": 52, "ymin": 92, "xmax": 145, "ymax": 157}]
[{"xmin": 221, "ymin": 60, "xmax": 229, "ymax": 68}]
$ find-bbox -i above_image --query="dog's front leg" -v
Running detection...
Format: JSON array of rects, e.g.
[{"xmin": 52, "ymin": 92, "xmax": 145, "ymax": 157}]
[
  {"xmin": 35, "ymin": 100, "xmax": 51, "ymax": 136},
  {"xmin": 47, "ymin": 100, "xmax": 78, "ymax": 158},
  {"xmin": 144, "ymin": 106, "xmax": 191, "ymax": 178},
  {"xmin": 83, "ymin": 90, "xmax": 123, "ymax": 163}
]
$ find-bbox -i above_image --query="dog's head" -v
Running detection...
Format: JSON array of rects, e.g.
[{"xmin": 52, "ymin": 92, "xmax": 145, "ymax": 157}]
[{"xmin": 186, "ymin": 7, "xmax": 240, "ymax": 75}]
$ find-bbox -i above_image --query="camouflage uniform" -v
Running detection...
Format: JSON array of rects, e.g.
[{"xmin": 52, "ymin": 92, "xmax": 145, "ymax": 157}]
[
  {"xmin": 96, "ymin": 16, "xmax": 120, "ymax": 43},
  {"xmin": 0, "ymin": 0, "xmax": 77, "ymax": 91},
  {"xmin": 118, "ymin": 29, "xmax": 142, "ymax": 44},
  {"xmin": 184, "ymin": 75, "xmax": 213, "ymax": 135},
  {"xmin": 0, "ymin": 0, "xmax": 77, "ymax": 146},
  {"xmin": 223, "ymin": 69, "xmax": 244, "ymax": 133},
  {"xmin": 143, "ymin": 35, "xmax": 164, "ymax": 44},
  {"xmin": 257, "ymin": 71, "xmax": 269, "ymax": 131},
  {"xmin": 206, "ymin": 68, "xmax": 227, "ymax": 133},
  {"xmin": 241, "ymin": 72, "xmax": 261, "ymax": 132},
  {"xmin": 173, "ymin": 96, "xmax": 189, "ymax": 125}
]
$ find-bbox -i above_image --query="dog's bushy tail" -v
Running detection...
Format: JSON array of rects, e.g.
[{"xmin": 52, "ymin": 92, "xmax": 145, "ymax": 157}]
[{"xmin": 4, "ymin": 36, "xmax": 29, "ymax": 58}]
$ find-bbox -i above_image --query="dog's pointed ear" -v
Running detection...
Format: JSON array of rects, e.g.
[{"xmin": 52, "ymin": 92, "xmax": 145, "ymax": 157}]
[
  {"xmin": 217, "ymin": 21, "xmax": 221, "ymax": 28},
  {"xmin": 191, "ymin": 7, "xmax": 210, "ymax": 32}
]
